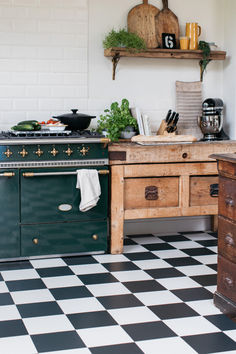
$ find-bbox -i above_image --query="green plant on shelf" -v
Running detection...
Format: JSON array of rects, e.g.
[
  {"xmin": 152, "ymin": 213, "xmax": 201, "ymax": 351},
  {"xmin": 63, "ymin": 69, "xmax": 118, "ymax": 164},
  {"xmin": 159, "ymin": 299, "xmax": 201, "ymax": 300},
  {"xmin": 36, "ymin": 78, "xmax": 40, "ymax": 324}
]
[
  {"xmin": 97, "ymin": 98, "xmax": 138, "ymax": 142},
  {"xmin": 103, "ymin": 28, "xmax": 146, "ymax": 52},
  {"xmin": 198, "ymin": 41, "xmax": 211, "ymax": 81}
]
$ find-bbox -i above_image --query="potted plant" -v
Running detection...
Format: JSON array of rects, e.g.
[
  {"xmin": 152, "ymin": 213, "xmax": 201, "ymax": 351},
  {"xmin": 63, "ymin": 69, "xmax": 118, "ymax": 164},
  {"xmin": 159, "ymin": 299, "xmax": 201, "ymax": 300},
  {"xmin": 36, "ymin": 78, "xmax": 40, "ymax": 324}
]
[
  {"xmin": 103, "ymin": 28, "xmax": 146, "ymax": 52},
  {"xmin": 97, "ymin": 99, "xmax": 138, "ymax": 141}
]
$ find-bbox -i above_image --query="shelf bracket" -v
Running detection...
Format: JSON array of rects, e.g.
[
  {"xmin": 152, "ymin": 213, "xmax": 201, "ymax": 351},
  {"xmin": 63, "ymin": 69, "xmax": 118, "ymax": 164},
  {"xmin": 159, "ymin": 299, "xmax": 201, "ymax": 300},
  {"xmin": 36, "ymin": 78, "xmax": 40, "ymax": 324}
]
[{"xmin": 112, "ymin": 53, "xmax": 120, "ymax": 80}]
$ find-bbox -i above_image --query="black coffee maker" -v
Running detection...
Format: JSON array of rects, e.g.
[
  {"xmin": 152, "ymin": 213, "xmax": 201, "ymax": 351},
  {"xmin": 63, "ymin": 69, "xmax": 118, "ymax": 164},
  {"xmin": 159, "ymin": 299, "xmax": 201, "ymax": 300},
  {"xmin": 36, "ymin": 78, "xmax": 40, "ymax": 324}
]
[{"xmin": 199, "ymin": 98, "xmax": 229, "ymax": 141}]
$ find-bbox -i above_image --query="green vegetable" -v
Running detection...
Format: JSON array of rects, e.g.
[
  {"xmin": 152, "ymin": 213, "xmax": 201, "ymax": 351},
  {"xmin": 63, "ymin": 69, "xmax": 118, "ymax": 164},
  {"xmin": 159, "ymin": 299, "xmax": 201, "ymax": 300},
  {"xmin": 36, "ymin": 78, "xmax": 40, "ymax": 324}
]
[
  {"xmin": 103, "ymin": 28, "xmax": 146, "ymax": 52},
  {"xmin": 198, "ymin": 41, "xmax": 211, "ymax": 81},
  {"xmin": 16, "ymin": 120, "xmax": 41, "ymax": 130},
  {"xmin": 12, "ymin": 124, "xmax": 35, "ymax": 131},
  {"xmin": 18, "ymin": 120, "xmax": 38, "ymax": 125}
]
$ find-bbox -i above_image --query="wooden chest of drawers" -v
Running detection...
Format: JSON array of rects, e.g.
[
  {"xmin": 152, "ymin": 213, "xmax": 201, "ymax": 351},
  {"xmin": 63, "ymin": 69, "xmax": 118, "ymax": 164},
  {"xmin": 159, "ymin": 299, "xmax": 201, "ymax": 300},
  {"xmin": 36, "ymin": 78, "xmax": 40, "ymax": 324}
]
[{"xmin": 211, "ymin": 153, "xmax": 236, "ymax": 319}]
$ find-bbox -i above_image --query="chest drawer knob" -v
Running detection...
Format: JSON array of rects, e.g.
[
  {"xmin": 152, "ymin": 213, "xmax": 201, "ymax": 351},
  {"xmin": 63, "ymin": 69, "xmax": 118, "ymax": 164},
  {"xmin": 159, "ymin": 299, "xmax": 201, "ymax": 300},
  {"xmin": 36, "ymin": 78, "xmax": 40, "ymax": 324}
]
[
  {"xmin": 92, "ymin": 234, "xmax": 98, "ymax": 241},
  {"xmin": 145, "ymin": 186, "xmax": 158, "ymax": 200},
  {"xmin": 32, "ymin": 238, "xmax": 39, "ymax": 245},
  {"xmin": 225, "ymin": 197, "xmax": 234, "ymax": 207},
  {"xmin": 225, "ymin": 233, "xmax": 235, "ymax": 247},
  {"xmin": 182, "ymin": 153, "xmax": 188, "ymax": 159},
  {"xmin": 223, "ymin": 276, "xmax": 234, "ymax": 289}
]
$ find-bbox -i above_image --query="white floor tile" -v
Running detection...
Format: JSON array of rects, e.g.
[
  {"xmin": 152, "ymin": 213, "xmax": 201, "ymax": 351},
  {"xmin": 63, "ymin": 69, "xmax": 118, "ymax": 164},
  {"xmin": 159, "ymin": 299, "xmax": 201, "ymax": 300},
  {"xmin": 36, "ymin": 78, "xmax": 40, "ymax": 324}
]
[
  {"xmin": 176, "ymin": 265, "xmax": 217, "ymax": 276},
  {"xmin": 193, "ymin": 254, "xmax": 218, "ymax": 264},
  {"xmin": 0, "ymin": 305, "xmax": 21, "ymax": 320},
  {"xmin": 42, "ymin": 275, "xmax": 83, "ymax": 289},
  {"xmin": 186, "ymin": 299, "xmax": 222, "ymax": 316},
  {"xmin": 169, "ymin": 241, "xmax": 203, "ymax": 249},
  {"xmin": 0, "ymin": 335, "xmax": 36, "ymax": 354},
  {"xmin": 225, "ymin": 330, "xmax": 236, "ymax": 342},
  {"xmin": 58, "ymin": 297, "xmax": 104, "ymax": 314},
  {"xmin": 130, "ymin": 237, "xmax": 164, "ymax": 244},
  {"xmin": 11, "ymin": 289, "xmax": 54, "ymax": 304},
  {"xmin": 123, "ymin": 245, "xmax": 148, "ymax": 253},
  {"xmin": 0, "ymin": 282, "xmax": 8, "ymax": 293},
  {"xmin": 205, "ymin": 285, "xmax": 217, "ymax": 293},
  {"xmin": 207, "ymin": 246, "xmax": 218, "ymax": 253},
  {"xmin": 77, "ymin": 325, "xmax": 132, "ymax": 347},
  {"xmin": 86, "ymin": 282, "xmax": 130, "ymax": 297},
  {"xmin": 42, "ymin": 350, "xmax": 91, "ymax": 354},
  {"xmin": 93, "ymin": 254, "xmax": 129, "ymax": 263},
  {"xmin": 157, "ymin": 277, "xmax": 200, "ymax": 290},
  {"xmin": 30, "ymin": 258, "xmax": 66, "ymax": 268},
  {"xmin": 1, "ymin": 269, "xmax": 39, "ymax": 281},
  {"xmin": 108, "ymin": 306, "xmax": 159, "ymax": 324},
  {"xmin": 134, "ymin": 290, "xmax": 181, "ymax": 306},
  {"xmin": 183, "ymin": 233, "xmax": 216, "ymax": 241},
  {"xmin": 112, "ymin": 270, "xmax": 152, "ymax": 282},
  {"xmin": 164, "ymin": 316, "xmax": 220, "ymax": 336},
  {"xmin": 137, "ymin": 337, "xmax": 196, "ymax": 354},
  {"xmin": 23, "ymin": 314, "xmax": 74, "ymax": 335},
  {"xmin": 133, "ymin": 259, "xmax": 171, "ymax": 270},
  {"xmin": 152, "ymin": 249, "xmax": 187, "ymax": 259},
  {"xmin": 69, "ymin": 263, "xmax": 108, "ymax": 275}
]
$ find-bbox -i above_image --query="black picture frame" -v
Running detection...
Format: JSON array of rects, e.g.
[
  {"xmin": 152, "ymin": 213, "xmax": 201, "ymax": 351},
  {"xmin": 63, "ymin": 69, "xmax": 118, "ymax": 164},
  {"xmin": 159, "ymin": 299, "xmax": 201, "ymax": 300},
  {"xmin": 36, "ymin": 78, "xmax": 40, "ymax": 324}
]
[{"xmin": 162, "ymin": 33, "xmax": 176, "ymax": 49}]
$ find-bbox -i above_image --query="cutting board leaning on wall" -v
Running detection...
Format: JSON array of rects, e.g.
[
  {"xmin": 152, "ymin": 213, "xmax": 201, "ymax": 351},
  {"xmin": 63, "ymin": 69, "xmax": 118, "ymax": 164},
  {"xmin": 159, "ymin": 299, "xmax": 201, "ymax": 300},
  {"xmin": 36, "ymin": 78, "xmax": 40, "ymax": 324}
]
[
  {"xmin": 155, "ymin": 0, "xmax": 180, "ymax": 48},
  {"xmin": 128, "ymin": 0, "xmax": 160, "ymax": 48}
]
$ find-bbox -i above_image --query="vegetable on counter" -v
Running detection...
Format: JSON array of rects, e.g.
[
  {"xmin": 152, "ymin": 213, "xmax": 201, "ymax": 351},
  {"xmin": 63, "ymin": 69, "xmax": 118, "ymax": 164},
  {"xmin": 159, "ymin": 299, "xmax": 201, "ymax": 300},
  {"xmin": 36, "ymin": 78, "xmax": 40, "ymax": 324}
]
[{"xmin": 11, "ymin": 120, "xmax": 41, "ymax": 131}]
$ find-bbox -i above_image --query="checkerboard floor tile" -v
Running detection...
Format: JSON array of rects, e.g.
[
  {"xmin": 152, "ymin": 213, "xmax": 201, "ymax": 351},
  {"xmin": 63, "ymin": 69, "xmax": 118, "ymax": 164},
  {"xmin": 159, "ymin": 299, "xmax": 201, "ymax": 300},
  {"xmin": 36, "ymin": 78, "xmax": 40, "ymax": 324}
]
[{"xmin": 0, "ymin": 231, "xmax": 236, "ymax": 353}]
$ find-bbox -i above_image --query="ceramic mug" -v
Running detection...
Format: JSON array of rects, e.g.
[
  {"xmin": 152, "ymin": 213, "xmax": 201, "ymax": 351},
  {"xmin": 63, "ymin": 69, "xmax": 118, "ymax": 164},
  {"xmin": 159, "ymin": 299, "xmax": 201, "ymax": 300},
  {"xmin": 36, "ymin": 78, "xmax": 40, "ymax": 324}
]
[
  {"xmin": 186, "ymin": 23, "xmax": 201, "ymax": 50},
  {"xmin": 180, "ymin": 36, "xmax": 190, "ymax": 50}
]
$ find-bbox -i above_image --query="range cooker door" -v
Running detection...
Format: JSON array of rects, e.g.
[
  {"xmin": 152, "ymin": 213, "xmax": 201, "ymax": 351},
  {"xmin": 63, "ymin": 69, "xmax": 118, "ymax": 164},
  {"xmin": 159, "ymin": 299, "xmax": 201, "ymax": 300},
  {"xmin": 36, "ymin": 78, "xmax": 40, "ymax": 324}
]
[
  {"xmin": 20, "ymin": 167, "xmax": 109, "ymax": 224},
  {"xmin": 0, "ymin": 169, "xmax": 20, "ymax": 258}
]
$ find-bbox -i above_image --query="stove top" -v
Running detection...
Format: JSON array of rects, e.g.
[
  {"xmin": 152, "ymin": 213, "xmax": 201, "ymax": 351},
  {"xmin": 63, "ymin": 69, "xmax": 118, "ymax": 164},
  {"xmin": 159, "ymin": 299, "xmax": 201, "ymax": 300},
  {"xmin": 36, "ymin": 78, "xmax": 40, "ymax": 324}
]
[{"xmin": 0, "ymin": 130, "xmax": 103, "ymax": 140}]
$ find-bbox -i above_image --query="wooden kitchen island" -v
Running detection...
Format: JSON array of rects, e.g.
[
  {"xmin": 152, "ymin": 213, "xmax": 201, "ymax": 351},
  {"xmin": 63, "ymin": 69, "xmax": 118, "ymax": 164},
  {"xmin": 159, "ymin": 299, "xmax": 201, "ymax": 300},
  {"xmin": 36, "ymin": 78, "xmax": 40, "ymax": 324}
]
[{"xmin": 109, "ymin": 140, "xmax": 236, "ymax": 254}]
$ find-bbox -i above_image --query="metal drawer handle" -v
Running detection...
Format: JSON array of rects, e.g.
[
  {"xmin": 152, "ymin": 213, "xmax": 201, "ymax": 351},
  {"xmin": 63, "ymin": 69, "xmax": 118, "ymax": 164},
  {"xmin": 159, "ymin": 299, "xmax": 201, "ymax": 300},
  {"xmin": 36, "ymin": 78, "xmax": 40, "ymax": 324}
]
[
  {"xmin": 0, "ymin": 172, "xmax": 15, "ymax": 177},
  {"xmin": 22, "ymin": 170, "xmax": 109, "ymax": 177},
  {"xmin": 225, "ymin": 233, "xmax": 235, "ymax": 247},
  {"xmin": 145, "ymin": 186, "xmax": 158, "ymax": 200},
  {"xmin": 210, "ymin": 184, "xmax": 219, "ymax": 198},
  {"xmin": 32, "ymin": 238, "xmax": 39, "ymax": 245},
  {"xmin": 223, "ymin": 276, "xmax": 234, "ymax": 289},
  {"xmin": 225, "ymin": 197, "xmax": 235, "ymax": 207}
]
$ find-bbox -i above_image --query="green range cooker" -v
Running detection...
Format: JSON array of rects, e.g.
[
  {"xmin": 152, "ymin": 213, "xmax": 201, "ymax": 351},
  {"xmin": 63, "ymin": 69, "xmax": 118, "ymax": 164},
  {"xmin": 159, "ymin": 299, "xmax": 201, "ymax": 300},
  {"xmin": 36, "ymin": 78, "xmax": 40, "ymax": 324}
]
[{"xmin": 0, "ymin": 129, "xmax": 110, "ymax": 260}]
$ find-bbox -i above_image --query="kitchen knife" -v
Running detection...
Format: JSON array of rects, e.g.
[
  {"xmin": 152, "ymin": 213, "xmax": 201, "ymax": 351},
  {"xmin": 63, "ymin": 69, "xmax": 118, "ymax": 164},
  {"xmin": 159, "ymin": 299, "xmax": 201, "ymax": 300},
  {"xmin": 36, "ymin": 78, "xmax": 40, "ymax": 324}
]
[
  {"xmin": 167, "ymin": 111, "xmax": 176, "ymax": 125},
  {"xmin": 165, "ymin": 110, "xmax": 172, "ymax": 123}
]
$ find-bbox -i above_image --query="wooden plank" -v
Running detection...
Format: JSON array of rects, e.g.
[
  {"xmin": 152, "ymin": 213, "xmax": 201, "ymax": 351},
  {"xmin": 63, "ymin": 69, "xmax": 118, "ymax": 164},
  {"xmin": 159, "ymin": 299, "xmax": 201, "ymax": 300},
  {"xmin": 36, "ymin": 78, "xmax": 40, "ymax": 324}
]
[
  {"xmin": 104, "ymin": 48, "xmax": 226, "ymax": 60},
  {"xmin": 131, "ymin": 134, "xmax": 197, "ymax": 143},
  {"xmin": 180, "ymin": 175, "xmax": 190, "ymax": 209},
  {"xmin": 110, "ymin": 165, "xmax": 124, "ymax": 254}
]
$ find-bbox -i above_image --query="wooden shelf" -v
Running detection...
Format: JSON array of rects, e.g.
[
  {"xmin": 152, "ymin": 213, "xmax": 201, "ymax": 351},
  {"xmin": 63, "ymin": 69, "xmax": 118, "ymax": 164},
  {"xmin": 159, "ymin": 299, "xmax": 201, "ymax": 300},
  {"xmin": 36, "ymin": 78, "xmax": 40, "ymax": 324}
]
[{"xmin": 104, "ymin": 47, "xmax": 227, "ymax": 80}]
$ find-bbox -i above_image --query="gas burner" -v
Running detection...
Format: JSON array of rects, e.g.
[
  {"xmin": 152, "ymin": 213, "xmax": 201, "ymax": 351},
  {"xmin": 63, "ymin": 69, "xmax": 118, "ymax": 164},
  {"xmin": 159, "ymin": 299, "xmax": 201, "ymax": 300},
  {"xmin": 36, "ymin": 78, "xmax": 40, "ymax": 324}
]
[{"xmin": 0, "ymin": 130, "xmax": 104, "ymax": 140}]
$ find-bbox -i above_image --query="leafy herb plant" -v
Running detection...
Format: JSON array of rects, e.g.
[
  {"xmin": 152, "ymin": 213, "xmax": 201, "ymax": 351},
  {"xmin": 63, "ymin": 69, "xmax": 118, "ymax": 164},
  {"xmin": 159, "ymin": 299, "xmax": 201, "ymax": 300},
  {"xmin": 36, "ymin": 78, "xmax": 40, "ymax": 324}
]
[
  {"xmin": 103, "ymin": 29, "xmax": 146, "ymax": 52},
  {"xmin": 198, "ymin": 41, "xmax": 211, "ymax": 81},
  {"xmin": 97, "ymin": 99, "xmax": 138, "ymax": 142}
]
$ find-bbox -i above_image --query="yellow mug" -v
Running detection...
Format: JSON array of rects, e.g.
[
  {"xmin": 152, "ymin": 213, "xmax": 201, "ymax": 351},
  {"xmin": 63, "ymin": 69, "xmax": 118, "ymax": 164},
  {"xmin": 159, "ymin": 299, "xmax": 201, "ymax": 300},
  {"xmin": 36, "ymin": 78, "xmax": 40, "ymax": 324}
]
[
  {"xmin": 186, "ymin": 23, "xmax": 201, "ymax": 50},
  {"xmin": 180, "ymin": 37, "xmax": 190, "ymax": 50}
]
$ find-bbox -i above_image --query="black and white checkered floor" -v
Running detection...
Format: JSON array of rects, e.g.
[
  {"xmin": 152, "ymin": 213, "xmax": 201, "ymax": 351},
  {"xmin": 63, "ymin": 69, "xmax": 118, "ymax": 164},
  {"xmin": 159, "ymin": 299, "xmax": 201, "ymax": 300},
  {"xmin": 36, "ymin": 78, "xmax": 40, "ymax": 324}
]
[{"xmin": 0, "ymin": 231, "xmax": 236, "ymax": 354}]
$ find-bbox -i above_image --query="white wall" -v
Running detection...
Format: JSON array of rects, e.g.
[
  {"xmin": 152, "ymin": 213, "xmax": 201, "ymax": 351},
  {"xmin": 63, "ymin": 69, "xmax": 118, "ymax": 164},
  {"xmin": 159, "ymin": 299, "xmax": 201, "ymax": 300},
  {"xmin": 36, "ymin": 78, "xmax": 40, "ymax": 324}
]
[
  {"xmin": 0, "ymin": 0, "xmax": 225, "ymax": 133},
  {"xmin": 223, "ymin": 0, "xmax": 236, "ymax": 139}
]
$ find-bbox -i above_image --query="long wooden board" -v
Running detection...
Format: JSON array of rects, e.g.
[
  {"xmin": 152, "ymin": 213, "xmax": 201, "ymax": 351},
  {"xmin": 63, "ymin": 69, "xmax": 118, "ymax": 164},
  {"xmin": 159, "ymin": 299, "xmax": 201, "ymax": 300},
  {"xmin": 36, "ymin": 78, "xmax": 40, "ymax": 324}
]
[{"xmin": 131, "ymin": 134, "xmax": 197, "ymax": 143}]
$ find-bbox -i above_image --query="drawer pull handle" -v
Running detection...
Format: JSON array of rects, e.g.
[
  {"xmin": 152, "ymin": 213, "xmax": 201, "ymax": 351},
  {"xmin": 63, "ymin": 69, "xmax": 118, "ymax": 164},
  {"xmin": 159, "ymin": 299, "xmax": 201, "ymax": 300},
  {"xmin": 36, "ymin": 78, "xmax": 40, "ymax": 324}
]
[
  {"xmin": 145, "ymin": 186, "xmax": 158, "ymax": 200},
  {"xmin": 223, "ymin": 276, "xmax": 234, "ymax": 289},
  {"xmin": 32, "ymin": 238, "xmax": 39, "ymax": 245},
  {"xmin": 225, "ymin": 197, "xmax": 234, "ymax": 207},
  {"xmin": 182, "ymin": 153, "xmax": 188, "ymax": 159},
  {"xmin": 92, "ymin": 234, "xmax": 98, "ymax": 241},
  {"xmin": 210, "ymin": 184, "xmax": 219, "ymax": 198},
  {"xmin": 225, "ymin": 233, "xmax": 235, "ymax": 247}
]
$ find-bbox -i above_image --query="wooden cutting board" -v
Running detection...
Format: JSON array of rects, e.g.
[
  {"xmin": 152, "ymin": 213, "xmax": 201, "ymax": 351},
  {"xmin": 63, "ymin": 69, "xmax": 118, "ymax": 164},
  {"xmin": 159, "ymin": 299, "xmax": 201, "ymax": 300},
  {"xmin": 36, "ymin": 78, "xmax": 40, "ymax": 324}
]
[
  {"xmin": 131, "ymin": 135, "xmax": 197, "ymax": 143},
  {"xmin": 155, "ymin": 0, "xmax": 180, "ymax": 48},
  {"xmin": 128, "ymin": 0, "xmax": 160, "ymax": 49}
]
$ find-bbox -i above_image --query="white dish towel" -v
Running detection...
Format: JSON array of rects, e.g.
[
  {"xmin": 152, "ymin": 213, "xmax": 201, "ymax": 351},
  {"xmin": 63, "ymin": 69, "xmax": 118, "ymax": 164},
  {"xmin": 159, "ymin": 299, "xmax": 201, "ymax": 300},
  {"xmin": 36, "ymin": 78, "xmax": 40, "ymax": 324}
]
[{"xmin": 76, "ymin": 169, "xmax": 101, "ymax": 212}]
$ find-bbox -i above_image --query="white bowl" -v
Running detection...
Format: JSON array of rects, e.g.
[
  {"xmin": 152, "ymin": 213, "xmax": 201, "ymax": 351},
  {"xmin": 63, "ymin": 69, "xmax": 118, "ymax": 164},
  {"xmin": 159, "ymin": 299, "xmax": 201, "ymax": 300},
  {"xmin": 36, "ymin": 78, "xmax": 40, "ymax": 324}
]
[{"xmin": 40, "ymin": 124, "xmax": 67, "ymax": 131}]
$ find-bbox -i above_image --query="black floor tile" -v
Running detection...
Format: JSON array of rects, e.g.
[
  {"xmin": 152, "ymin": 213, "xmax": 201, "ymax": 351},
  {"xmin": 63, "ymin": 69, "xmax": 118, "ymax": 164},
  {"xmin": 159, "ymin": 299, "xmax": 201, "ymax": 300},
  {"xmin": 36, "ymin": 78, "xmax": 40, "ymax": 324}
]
[
  {"xmin": 36, "ymin": 266, "xmax": 74, "ymax": 278},
  {"xmin": 63, "ymin": 255, "xmax": 98, "ymax": 265},
  {"xmin": 173, "ymin": 287, "xmax": 213, "ymax": 301},
  {"xmin": 122, "ymin": 321, "xmax": 176, "ymax": 341},
  {"xmin": 103, "ymin": 262, "xmax": 139, "ymax": 272},
  {"xmin": 90, "ymin": 343, "xmax": 144, "ymax": 354},
  {"xmin": 191, "ymin": 274, "xmax": 217, "ymax": 286},
  {"xmin": 50, "ymin": 286, "xmax": 92, "ymax": 300},
  {"xmin": 17, "ymin": 301, "xmax": 63, "ymax": 318},
  {"xmin": 32, "ymin": 331, "xmax": 85, "ymax": 352},
  {"xmin": 146, "ymin": 267, "xmax": 185, "ymax": 279},
  {"xmin": 208, "ymin": 264, "xmax": 217, "ymax": 271},
  {"xmin": 144, "ymin": 243, "xmax": 175, "ymax": 251},
  {"xmin": 183, "ymin": 332, "xmax": 236, "ymax": 353},
  {"xmin": 0, "ymin": 274, "xmax": 3, "ymax": 281},
  {"xmin": 0, "ymin": 320, "xmax": 28, "ymax": 338},
  {"xmin": 124, "ymin": 238, "xmax": 137, "ymax": 245},
  {"xmin": 79, "ymin": 273, "xmax": 118, "ymax": 285},
  {"xmin": 182, "ymin": 248, "xmax": 216, "ymax": 256},
  {"xmin": 0, "ymin": 261, "xmax": 33, "ymax": 271},
  {"xmin": 0, "ymin": 292, "xmax": 14, "ymax": 306},
  {"xmin": 125, "ymin": 252, "xmax": 159, "ymax": 261},
  {"xmin": 6, "ymin": 278, "xmax": 46, "ymax": 292},
  {"xmin": 196, "ymin": 239, "xmax": 218, "ymax": 247},
  {"xmin": 158, "ymin": 235, "xmax": 189, "ymax": 242},
  {"xmin": 165, "ymin": 257, "xmax": 201, "ymax": 267},
  {"xmin": 123, "ymin": 280, "xmax": 165, "ymax": 293},
  {"xmin": 98, "ymin": 294, "xmax": 143, "ymax": 309},
  {"xmin": 205, "ymin": 314, "xmax": 236, "ymax": 331},
  {"xmin": 68, "ymin": 311, "xmax": 117, "ymax": 329},
  {"xmin": 149, "ymin": 303, "xmax": 199, "ymax": 320}
]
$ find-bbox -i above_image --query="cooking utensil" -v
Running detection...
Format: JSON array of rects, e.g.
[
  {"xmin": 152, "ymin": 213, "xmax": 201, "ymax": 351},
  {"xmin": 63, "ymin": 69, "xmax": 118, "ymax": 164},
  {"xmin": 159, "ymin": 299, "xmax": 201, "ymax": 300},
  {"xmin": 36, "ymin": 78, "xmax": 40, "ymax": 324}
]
[
  {"xmin": 127, "ymin": 0, "xmax": 160, "ymax": 49},
  {"xmin": 165, "ymin": 109, "xmax": 172, "ymax": 123},
  {"xmin": 155, "ymin": 0, "xmax": 180, "ymax": 48},
  {"xmin": 53, "ymin": 109, "xmax": 96, "ymax": 131},
  {"xmin": 167, "ymin": 111, "xmax": 176, "ymax": 125}
]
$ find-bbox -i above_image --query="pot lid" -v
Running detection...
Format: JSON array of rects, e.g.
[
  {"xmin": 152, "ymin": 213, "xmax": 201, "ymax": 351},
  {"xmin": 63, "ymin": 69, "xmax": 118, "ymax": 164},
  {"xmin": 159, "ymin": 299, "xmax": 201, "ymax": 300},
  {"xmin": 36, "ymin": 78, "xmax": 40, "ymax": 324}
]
[{"xmin": 53, "ymin": 109, "xmax": 96, "ymax": 119}]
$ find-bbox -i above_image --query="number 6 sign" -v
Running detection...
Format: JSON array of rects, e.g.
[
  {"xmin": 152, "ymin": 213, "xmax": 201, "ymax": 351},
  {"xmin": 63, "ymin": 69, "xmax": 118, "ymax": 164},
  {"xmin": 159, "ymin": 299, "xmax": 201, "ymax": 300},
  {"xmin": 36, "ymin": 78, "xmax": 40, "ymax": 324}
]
[{"xmin": 162, "ymin": 33, "xmax": 176, "ymax": 49}]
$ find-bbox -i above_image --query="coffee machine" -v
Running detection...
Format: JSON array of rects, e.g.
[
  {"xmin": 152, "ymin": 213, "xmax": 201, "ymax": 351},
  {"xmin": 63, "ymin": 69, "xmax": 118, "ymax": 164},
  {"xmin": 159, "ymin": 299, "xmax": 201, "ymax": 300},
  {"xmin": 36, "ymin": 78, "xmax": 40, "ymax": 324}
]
[{"xmin": 199, "ymin": 98, "xmax": 226, "ymax": 141}]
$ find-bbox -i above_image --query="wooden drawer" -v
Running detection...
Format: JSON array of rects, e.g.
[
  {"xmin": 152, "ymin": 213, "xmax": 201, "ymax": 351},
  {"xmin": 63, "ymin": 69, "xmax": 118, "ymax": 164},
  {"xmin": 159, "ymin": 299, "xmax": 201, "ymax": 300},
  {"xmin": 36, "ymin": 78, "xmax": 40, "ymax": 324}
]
[
  {"xmin": 124, "ymin": 177, "xmax": 179, "ymax": 209},
  {"xmin": 218, "ymin": 216, "xmax": 236, "ymax": 263},
  {"xmin": 219, "ymin": 176, "xmax": 236, "ymax": 220},
  {"xmin": 218, "ymin": 255, "xmax": 236, "ymax": 303},
  {"xmin": 190, "ymin": 176, "xmax": 218, "ymax": 206}
]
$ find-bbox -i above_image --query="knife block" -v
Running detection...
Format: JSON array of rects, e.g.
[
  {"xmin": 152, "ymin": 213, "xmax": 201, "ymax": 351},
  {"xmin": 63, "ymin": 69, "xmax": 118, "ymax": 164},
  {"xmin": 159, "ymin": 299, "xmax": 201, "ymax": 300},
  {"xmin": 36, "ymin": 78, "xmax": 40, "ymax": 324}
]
[{"xmin": 157, "ymin": 119, "xmax": 177, "ymax": 136}]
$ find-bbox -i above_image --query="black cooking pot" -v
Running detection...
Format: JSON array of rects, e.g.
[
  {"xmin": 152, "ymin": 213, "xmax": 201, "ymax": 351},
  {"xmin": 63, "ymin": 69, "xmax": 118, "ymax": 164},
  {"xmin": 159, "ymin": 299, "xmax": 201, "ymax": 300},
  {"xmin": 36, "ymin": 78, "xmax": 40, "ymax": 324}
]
[{"xmin": 53, "ymin": 109, "xmax": 96, "ymax": 131}]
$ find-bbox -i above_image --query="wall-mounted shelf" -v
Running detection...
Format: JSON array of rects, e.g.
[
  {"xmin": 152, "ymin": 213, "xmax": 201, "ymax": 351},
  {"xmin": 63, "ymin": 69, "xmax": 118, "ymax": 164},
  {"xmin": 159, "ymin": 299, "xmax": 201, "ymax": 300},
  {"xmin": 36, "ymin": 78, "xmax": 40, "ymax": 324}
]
[{"xmin": 104, "ymin": 47, "xmax": 227, "ymax": 80}]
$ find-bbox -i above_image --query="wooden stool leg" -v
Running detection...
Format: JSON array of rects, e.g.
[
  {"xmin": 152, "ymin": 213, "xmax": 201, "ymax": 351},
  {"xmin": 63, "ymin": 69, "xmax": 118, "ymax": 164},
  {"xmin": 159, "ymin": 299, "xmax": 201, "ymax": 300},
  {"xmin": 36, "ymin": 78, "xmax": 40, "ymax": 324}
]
[{"xmin": 212, "ymin": 215, "xmax": 218, "ymax": 232}]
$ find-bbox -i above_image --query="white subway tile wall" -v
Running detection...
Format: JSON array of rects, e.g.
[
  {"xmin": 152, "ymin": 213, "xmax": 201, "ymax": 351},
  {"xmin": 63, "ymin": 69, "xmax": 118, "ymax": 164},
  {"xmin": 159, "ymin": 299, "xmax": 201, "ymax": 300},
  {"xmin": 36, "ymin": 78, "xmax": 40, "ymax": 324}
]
[{"xmin": 0, "ymin": 0, "xmax": 88, "ymax": 130}]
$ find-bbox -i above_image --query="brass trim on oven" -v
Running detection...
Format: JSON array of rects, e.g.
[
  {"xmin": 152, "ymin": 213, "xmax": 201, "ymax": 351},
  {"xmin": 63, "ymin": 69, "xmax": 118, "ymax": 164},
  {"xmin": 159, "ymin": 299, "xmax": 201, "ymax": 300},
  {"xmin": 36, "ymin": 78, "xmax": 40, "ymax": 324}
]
[
  {"xmin": 22, "ymin": 170, "xmax": 109, "ymax": 177},
  {"xmin": 0, "ymin": 172, "xmax": 15, "ymax": 177}
]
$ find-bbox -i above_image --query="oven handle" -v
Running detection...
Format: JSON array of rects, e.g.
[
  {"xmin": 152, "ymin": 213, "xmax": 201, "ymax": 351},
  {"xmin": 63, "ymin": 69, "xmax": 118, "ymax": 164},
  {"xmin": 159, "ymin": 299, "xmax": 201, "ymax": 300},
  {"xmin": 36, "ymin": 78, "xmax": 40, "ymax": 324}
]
[
  {"xmin": 0, "ymin": 172, "xmax": 15, "ymax": 177},
  {"xmin": 22, "ymin": 170, "xmax": 109, "ymax": 177}
]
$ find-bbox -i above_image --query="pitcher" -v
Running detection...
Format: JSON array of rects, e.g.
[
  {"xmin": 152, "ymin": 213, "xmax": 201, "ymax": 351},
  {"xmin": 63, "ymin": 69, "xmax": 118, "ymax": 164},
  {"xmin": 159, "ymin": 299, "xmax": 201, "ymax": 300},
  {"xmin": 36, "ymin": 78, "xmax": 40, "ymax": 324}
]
[{"xmin": 186, "ymin": 23, "xmax": 201, "ymax": 50}]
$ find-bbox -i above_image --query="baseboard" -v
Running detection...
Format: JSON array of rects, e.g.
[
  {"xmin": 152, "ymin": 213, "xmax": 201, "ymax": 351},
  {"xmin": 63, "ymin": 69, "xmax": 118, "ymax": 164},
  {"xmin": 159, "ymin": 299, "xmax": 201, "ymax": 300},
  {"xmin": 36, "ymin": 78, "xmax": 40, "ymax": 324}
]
[{"xmin": 124, "ymin": 216, "xmax": 212, "ymax": 235}]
